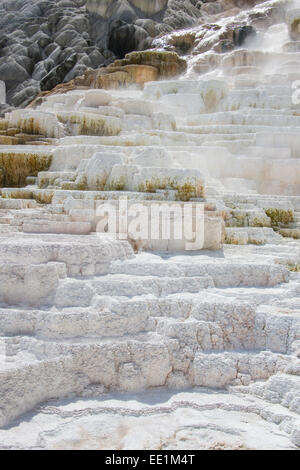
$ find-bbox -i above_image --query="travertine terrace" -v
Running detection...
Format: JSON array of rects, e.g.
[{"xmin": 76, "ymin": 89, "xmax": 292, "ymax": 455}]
[{"xmin": 0, "ymin": 0, "xmax": 300, "ymax": 450}]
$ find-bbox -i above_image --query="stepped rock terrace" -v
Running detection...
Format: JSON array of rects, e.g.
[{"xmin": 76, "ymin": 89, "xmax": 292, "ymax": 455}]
[{"xmin": 0, "ymin": 0, "xmax": 300, "ymax": 450}]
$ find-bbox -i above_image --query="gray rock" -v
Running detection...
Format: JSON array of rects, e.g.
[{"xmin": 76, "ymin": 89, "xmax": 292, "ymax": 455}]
[
  {"xmin": 128, "ymin": 0, "xmax": 168, "ymax": 16},
  {"xmin": 27, "ymin": 43, "xmax": 42, "ymax": 62},
  {"xmin": 70, "ymin": 38, "xmax": 90, "ymax": 52},
  {"xmin": 24, "ymin": 24, "xmax": 42, "ymax": 37},
  {"xmin": 77, "ymin": 53, "xmax": 92, "ymax": 67},
  {"xmin": 40, "ymin": 52, "xmax": 77, "ymax": 91},
  {"xmin": 108, "ymin": 20, "xmax": 150, "ymax": 57},
  {"xmin": 0, "ymin": 80, "xmax": 5, "ymax": 104},
  {"xmin": 87, "ymin": 0, "xmax": 136, "ymax": 22},
  {"xmin": 44, "ymin": 43, "xmax": 60, "ymax": 57},
  {"xmin": 9, "ymin": 43, "xmax": 28, "ymax": 57},
  {"xmin": 107, "ymin": 0, "xmax": 137, "ymax": 23},
  {"xmin": 0, "ymin": 59, "xmax": 29, "ymax": 83},
  {"xmin": 15, "ymin": 55, "xmax": 33, "ymax": 74},
  {"xmin": 88, "ymin": 49, "xmax": 105, "ymax": 68},
  {"xmin": 57, "ymin": 15, "xmax": 89, "ymax": 33},
  {"xmin": 31, "ymin": 31, "xmax": 52, "ymax": 48},
  {"xmin": 32, "ymin": 58, "xmax": 55, "ymax": 80},
  {"xmin": 49, "ymin": 47, "xmax": 64, "ymax": 64},
  {"xmin": 59, "ymin": 48, "xmax": 76, "ymax": 62},
  {"xmin": 64, "ymin": 63, "xmax": 88, "ymax": 82},
  {"xmin": 0, "ymin": 35, "xmax": 9, "ymax": 50},
  {"xmin": 135, "ymin": 19, "xmax": 160, "ymax": 37},
  {"xmin": 10, "ymin": 79, "xmax": 41, "ymax": 107},
  {"xmin": 55, "ymin": 29, "xmax": 79, "ymax": 47}
]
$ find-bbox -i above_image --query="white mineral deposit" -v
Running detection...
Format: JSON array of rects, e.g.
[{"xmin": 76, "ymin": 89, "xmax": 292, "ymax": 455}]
[{"xmin": 0, "ymin": 0, "xmax": 299, "ymax": 451}]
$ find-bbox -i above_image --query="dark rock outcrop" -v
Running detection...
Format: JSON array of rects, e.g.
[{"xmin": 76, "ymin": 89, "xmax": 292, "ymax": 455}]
[
  {"xmin": 40, "ymin": 53, "xmax": 78, "ymax": 91},
  {"xmin": 108, "ymin": 20, "xmax": 150, "ymax": 57}
]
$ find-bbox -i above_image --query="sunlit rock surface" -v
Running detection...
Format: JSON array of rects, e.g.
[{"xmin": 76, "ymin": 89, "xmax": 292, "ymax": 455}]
[
  {"xmin": 0, "ymin": 0, "xmax": 300, "ymax": 450},
  {"xmin": 87, "ymin": 0, "xmax": 168, "ymax": 18}
]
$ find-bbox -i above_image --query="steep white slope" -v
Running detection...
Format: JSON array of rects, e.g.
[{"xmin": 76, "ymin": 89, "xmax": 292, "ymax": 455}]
[{"xmin": 0, "ymin": 0, "xmax": 300, "ymax": 450}]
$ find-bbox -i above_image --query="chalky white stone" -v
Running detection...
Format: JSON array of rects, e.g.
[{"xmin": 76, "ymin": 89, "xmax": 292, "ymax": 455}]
[{"xmin": 0, "ymin": 0, "xmax": 300, "ymax": 450}]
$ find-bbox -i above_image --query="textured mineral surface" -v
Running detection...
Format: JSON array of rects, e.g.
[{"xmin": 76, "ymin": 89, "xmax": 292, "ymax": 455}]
[{"xmin": 0, "ymin": 0, "xmax": 300, "ymax": 450}]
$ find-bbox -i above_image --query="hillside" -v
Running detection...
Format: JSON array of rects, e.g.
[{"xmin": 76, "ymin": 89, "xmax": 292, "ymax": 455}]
[{"xmin": 0, "ymin": 0, "xmax": 300, "ymax": 451}]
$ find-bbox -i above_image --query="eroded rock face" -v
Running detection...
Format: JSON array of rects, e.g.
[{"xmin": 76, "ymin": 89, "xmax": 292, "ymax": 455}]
[
  {"xmin": 0, "ymin": 0, "xmax": 103, "ymax": 109},
  {"xmin": 129, "ymin": 0, "xmax": 168, "ymax": 15},
  {"xmin": 87, "ymin": 0, "xmax": 168, "ymax": 17},
  {"xmin": 40, "ymin": 54, "xmax": 78, "ymax": 92},
  {"xmin": 0, "ymin": 0, "xmax": 260, "ymax": 110},
  {"xmin": 108, "ymin": 20, "xmax": 151, "ymax": 57},
  {"xmin": 86, "ymin": 0, "xmax": 116, "ymax": 18}
]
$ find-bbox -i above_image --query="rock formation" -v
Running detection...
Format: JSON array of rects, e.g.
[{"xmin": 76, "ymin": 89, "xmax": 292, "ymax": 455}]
[
  {"xmin": 0, "ymin": 0, "xmax": 200, "ymax": 111},
  {"xmin": 87, "ymin": 0, "xmax": 169, "ymax": 18},
  {"xmin": 0, "ymin": 0, "xmax": 300, "ymax": 451},
  {"xmin": 0, "ymin": 0, "xmax": 272, "ymax": 112}
]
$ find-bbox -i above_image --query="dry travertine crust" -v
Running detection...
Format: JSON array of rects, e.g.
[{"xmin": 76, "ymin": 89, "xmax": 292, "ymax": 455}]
[{"xmin": 0, "ymin": 0, "xmax": 300, "ymax": 451}]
